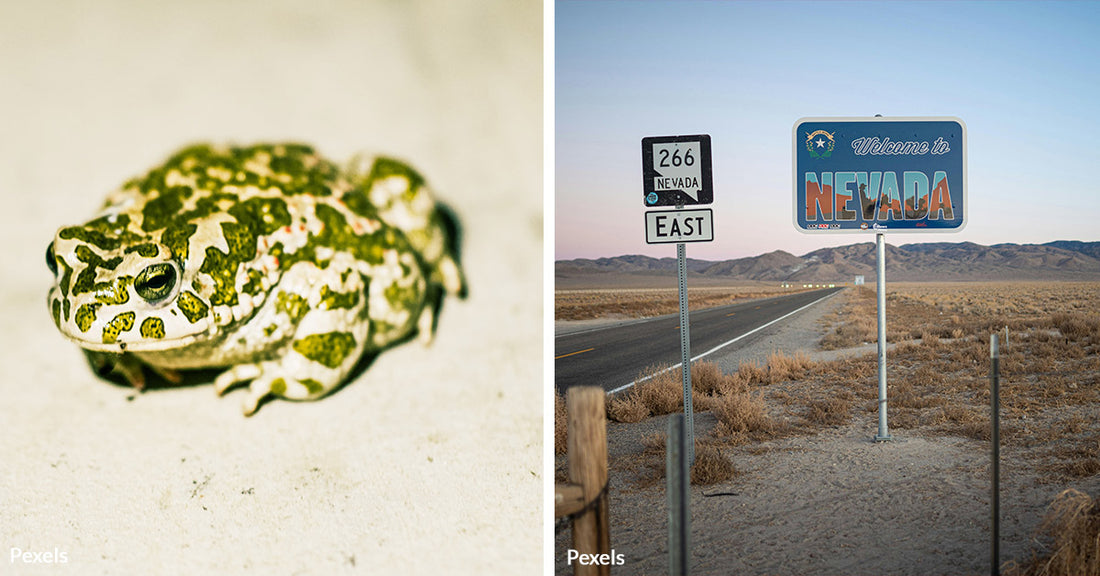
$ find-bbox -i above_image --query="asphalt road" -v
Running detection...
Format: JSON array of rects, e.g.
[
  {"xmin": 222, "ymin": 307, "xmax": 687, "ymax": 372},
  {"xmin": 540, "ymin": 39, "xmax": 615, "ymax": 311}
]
[{"xmin": 554, "ymin": 287, "xmax": 845, "ymax": 393}]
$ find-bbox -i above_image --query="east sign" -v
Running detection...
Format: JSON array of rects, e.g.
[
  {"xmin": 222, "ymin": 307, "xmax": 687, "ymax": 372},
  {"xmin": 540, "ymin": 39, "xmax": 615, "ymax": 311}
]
[
  {"xmin": 792, "ymin": 117, "xmax": 966, "ymax": 232},
  {"xmin": 645, "ymin": 208, "xmax": 713, "ymax": 244}
]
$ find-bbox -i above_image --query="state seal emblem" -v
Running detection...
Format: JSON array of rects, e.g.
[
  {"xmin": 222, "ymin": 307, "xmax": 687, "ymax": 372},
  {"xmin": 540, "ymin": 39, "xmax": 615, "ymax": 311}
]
[{"xmin": 806, "ymin": 130, "xmax": 835, "ymax": 158}]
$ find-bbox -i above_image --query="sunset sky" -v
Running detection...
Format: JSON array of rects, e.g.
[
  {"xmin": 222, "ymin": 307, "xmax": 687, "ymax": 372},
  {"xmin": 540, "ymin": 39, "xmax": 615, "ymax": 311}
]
[{"xmin": 554, "ymin": 1, "xmax": 1100, "ymax": 261}]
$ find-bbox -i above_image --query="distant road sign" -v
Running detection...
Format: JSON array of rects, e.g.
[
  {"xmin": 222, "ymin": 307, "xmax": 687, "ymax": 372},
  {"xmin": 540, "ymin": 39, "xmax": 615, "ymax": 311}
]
[
  {"xmin": 792, "ymin": 117, "xmax": 966, "ymax": 233},
  {"xmin": 645, "ymin": 208, "xmax": 714, "ymax": 244},
  {"xmin": 642, "ymin": 135, "xmax": 713, "ymax": 206}
]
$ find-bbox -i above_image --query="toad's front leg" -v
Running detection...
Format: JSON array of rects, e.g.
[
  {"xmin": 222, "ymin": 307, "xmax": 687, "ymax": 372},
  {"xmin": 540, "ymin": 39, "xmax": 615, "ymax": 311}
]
[
  {"xmin": 213, "ymin": 257, "xmax": 375, "ymax": 415},
  {"xmin": 214, "ymin": 328, "xmax": 369, "ymax": 416}
]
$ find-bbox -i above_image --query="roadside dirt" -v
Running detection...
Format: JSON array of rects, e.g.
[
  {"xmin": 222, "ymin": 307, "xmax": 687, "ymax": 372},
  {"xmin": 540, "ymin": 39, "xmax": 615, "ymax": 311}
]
[{"xmin": 554, "ymin": 287, "xmax": 1100, "ymax": 575}]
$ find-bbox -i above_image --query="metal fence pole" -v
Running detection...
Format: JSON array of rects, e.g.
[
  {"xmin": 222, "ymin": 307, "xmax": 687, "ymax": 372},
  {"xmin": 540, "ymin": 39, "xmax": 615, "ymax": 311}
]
[
  {"xmin": 990, "ymin": 334, "xmax": 1000, "ymax": 576},
  {"xmin": 667, "ymin": 413, "xmax": 690, "ymax": 576},
  {"xmin": 875, "ymin": 232, "xmax": 892, "ymax": 441}
]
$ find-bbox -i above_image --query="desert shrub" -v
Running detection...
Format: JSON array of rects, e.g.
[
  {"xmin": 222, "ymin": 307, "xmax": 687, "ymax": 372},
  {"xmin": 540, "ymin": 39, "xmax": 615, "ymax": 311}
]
[
  {"xmin": 821, "ymin": 316, "xmax": 877, "ymax": 350},
  {"xmin": 805, "ymin": 397, "xmax": 851, "ymax": 426},
  {"xmin": 611, "ymin": 363, "xmax": 735, "ymax": 423},
  {"xmin": 641, "ymin": 431, "xmax": 665, "ymax": 454},
  {"xmin": 911, "ymin": 363, "xmax": 946, "ymax": 386},
  {"xmin": 712, "ymin": 392, "xmax": 771, "ymax": 435},
  {"xmin": 607, "ymin": 392, "xmax": 649, "ymax": 423},
  {"xmin": 605, "ymin": 365, "xmax": 683, "ymax": 421},
  {"xmin": 937, "ymin": 404, "xmax": 981, "ymax": 425},
  {"xmin": 1009, "ymin": 489, "xmax": 1100, "ymax": 576},
  {"xmin": 637, "ymin": 369, "xmax": 683, "ymax": 416},
  {"xmin": 691, "ymin": 361, "xmax": 729, "ymax": 396},
  {"xmin": 633, "ymin": 434, "xmax": 738, "ymax": 486},
  {"xmin": 948, "ymin": 419, "xmax": 990, "ymax": 442},
  {"xmin": 692, "ymin": 392, "xmax": 717, "ymax": 413},
  {"xmin": 691, "ymin": 443, "xmax": 738, "ymax": 485},
  {"xmin": 1058, "ymin": 459, "xmax": 1100, "ymax": 479},
  {"xmin": 922, "ymin": 330, "xmax": 940, "ymax": 347},
  {"xmin": 950, "ymin": 338, "xmax": 990, "ymax": 368},
  {"xmin": 1052, "ymin": 313, "xmax": 1100, "ymax": 342},
  {"xmin": 734, "ymin": 360, "xmax": 769, "ymax": 386},
  {"xmin": 765, "ymin": 350, "xmax": 816, "ymax": 383}
]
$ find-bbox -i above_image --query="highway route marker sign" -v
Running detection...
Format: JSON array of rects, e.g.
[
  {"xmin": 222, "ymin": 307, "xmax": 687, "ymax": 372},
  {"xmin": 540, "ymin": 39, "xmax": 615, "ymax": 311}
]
[
  {"xmin": 642, "ymin": 134, "xmax": 713, "ymax": 206},
  {"xmin": 641, "ymin": 134, "xmax": 717, "ymax": 466}
]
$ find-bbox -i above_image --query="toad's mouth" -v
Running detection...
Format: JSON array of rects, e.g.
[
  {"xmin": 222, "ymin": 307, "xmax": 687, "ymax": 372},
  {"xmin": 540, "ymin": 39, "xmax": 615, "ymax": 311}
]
[{"xmin": 62, "ymin": 332, "xmax": 208, "ymax": 354}]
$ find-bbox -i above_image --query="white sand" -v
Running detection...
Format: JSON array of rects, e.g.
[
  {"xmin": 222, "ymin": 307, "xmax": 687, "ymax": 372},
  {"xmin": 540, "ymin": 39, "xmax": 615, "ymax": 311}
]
[{"xmin": 1, "ymin": 2, "xmax": 541, "ymax": 574}]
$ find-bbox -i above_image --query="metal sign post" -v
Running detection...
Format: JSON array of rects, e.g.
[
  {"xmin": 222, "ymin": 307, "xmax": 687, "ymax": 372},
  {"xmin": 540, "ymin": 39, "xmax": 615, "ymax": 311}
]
[
  {"xmin": 676, "ymin": 237, "xmax": 694, "ymax": 465},
  {"xmin": 792, "ymin": 117, "xmax": 967, "ymax": 441},
  {"xmin": 642, "ymin": 134, "xmax": 713, "ymax": 467},
  {"xmin": 991, "ymin": 334, "xmax": 1001, "ymax": 576},
  {"xmin": 667, "ymin": 413, "xmax": 690, "ymax": 576},
  {"xmin": 875, "ymin": 233, "xmax": 891, "ymax": 441}
]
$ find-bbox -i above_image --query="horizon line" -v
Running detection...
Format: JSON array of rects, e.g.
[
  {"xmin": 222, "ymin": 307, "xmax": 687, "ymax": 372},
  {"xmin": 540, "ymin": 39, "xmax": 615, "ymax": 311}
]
[{"xmin": 556, "ymin": 238, "xmax": 1100, "ymax": 263}]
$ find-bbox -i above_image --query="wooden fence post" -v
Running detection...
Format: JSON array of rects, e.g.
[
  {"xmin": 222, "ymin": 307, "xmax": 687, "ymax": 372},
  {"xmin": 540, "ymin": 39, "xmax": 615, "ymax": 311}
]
[{"xmin": 566, "ymin": 386, "xmax": 610, "ymax": 576}]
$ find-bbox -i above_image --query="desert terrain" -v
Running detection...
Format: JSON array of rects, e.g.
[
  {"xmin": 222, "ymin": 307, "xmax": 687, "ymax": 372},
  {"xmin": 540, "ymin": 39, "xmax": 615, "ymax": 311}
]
[{"xmin": 554, "ymin": 280, "xmax": 1100, "ymax": 575}]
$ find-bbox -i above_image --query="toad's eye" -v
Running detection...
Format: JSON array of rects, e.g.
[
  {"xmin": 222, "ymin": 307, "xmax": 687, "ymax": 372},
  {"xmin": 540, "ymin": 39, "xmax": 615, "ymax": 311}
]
[
  {"xmin": 46, "ymin": 242, "xmax": 58, "ymax": 276},
  {"xmin": 135, "ymin": 262, "xmax": 178, "ymax": 303}
]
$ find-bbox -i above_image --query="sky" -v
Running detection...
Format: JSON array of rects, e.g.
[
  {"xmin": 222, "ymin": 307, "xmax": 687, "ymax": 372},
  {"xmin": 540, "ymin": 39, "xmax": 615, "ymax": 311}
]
[{"xmin": 554, "ymin": 0, "xmax": 1100, "ymax": 261}]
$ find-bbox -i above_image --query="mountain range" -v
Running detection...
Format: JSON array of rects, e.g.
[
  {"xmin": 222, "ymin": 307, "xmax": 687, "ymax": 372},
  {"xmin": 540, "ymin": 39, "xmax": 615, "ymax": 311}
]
[{"xmin": 555, "ymin": 241, "xmax": 1100, "ymax": 284}]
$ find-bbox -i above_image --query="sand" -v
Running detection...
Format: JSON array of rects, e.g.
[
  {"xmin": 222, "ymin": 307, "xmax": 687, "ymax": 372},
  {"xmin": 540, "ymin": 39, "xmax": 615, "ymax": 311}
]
[{"xmin": 1, "ymin": 2, "xmax": 542, "ymax": 574}]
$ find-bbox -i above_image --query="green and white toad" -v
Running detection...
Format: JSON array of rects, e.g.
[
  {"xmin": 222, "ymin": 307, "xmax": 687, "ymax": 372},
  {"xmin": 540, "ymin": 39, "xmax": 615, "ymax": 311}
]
[{"xmin": 46, "ymin": 143, "xmax": 464, "ymax": 415}]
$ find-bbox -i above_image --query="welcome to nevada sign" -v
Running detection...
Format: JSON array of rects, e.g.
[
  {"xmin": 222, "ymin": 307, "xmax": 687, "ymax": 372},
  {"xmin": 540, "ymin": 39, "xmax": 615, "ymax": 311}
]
[{"xmin": 792, "ymin": 117, "xmax": 966, "ymax": 233}]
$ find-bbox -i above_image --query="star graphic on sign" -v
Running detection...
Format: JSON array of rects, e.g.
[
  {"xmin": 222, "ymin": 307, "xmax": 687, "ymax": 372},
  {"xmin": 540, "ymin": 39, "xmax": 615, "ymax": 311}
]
[{"xmin": 816, "ymin": 138, "xmax": 825, "ymax": 148}]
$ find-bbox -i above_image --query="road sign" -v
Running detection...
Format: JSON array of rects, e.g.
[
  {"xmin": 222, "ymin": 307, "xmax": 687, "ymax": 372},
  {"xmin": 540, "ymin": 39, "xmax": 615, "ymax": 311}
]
[
  {"xmin": 792, "ymin": 117, "xmax": 966, "ymax": 232},
  {"xmin": 645, "ymin": 208, "xmax": 713, "ymax": 244},
  {"xmin": 642, "ymin": 135, "xmax": 713, "ymax": 206}
]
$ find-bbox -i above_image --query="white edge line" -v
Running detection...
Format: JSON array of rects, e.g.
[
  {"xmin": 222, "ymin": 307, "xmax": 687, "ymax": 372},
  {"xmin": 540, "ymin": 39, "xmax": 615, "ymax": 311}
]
[{"xmin": 606, "ymin": 288, "xmax": 843, "ymax": 395}]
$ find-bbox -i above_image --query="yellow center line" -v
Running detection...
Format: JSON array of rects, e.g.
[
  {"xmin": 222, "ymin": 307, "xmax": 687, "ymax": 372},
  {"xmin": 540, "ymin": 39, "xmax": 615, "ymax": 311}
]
[
  {"xmin": 555, "ymin": 347, "xmax": 595, "ymax": 360},
  {"xmin": 726, "ymin": 312, "xmax": 736, "ymax": 317}
]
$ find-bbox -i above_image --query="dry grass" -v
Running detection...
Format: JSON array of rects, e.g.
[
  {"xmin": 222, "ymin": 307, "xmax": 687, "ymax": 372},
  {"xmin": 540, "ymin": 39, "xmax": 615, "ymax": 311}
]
[
  {"xmin": 732, "ymin": 359, "xmax": 769, "ymax": 386},
  {"xmin": 1052, "ymin": 313, "xmax": 1100, "ymax": 343},
  {"xmin": 805, "ymin": 397, "xmax": 852, "ymax": 426},
  {"xmin": 629, "ymin": 433, "xmax": 739, "ymax": 487},
  {"xmin": 691, "ymin": 443, "xmax": 739, "ymax": 485},
  {"xmin": 763, "ymin": 350, "xmax": 816, "ymax": 383},
  {"xmin": 692, "ymin": 361, "xmax": 730, "ymax": 396},
  {"xmin": 814, "ymin": 283, "xmax": 1100, "ymax": 454},
  {"xmin": 555, "ymin": 285, "xmax": 813, "ymax": 321},
  {"xmin": 820, "ymin": 286, "xmax": 878, "ymax": 349},
  {"xmin": 606, "ymin": 392, "xmax": 649, "ymax": 424},
  {"xmin": 636, "ymin": 367, "xmax": 683, "ymax": 416},
  {"xmin": 712, "ymin": 392, "xmax": 772, "ymax": 437},
  {"xmin": 605, "ymin": 365, "xmax": 684, "ymax": 423},
  {"xmin": 1009, "ymin": 489, "xmax": 1100, "ymax": 576},
  {"xmin": 726, "ymin": 350, "xmax": 818, "ymax": 387},
  {"xmin": 608, "ymin": 361, "xmax": 750, "ymax": 423}
]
